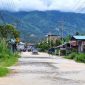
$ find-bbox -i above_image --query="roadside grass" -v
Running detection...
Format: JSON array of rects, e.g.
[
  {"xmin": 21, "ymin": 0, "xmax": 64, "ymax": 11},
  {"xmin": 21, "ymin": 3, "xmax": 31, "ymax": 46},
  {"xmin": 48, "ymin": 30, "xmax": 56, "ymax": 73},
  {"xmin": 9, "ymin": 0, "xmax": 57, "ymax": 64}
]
[
  {"xmin": 65, "ymin": 53, "xmax": 85, "ymax": 63},
  {"xmin": 0, "ymin": 53, "xmax": 19, "ymax": 77},
  {"xmin": 0, "ymin": 53, "xmax": 19, "ymax": 67},
  {"xmin": 64, "ymin": 52, "xmax": 76, "ymax": 59},
  {"xmin": 74, "ymin": 53, "xmax": 85, "ymax": 63},
  {"xmin": 0, "ymin": 67, "xmax": 10, "ymax": 77},
  {"xmin": 0, "ymin": 39, "xmax": 20, "ymax": 77}
]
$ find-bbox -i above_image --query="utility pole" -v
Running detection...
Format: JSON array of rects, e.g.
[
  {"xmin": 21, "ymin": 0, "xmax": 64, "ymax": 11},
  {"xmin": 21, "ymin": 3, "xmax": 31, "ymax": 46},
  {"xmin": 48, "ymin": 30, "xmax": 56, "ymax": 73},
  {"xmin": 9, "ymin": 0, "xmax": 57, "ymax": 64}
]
[
  {"xmin": 49, "ymin": 32, "xmax": 52, "ymax": 49},
  {"xmin": 58, "ymin": 21, "xmax": 64, "ymax": 45},
  {"xmin": 50, "ymin": 33, "xmax": 52, "ymax": 48},
  {"xmin": 48, "ymin": 32, "xmax": 52, "ymax": 48}
]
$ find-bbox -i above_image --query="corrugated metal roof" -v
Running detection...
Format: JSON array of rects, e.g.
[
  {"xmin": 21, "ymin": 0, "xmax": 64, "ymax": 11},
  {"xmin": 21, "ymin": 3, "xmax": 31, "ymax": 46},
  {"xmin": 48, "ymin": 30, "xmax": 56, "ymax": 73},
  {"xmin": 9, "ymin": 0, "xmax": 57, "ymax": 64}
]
[{"xmin": 73, "ymin": 36, "xmax": 85, "ymax": 40}]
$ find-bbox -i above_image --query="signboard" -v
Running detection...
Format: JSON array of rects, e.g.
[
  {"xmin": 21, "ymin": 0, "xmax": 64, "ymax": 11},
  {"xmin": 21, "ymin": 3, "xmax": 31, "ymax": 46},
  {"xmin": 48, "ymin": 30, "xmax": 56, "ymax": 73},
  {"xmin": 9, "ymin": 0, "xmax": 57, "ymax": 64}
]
[{"xmin": 16, "ymin": 38, "xmax": 20, "ymax": 43}]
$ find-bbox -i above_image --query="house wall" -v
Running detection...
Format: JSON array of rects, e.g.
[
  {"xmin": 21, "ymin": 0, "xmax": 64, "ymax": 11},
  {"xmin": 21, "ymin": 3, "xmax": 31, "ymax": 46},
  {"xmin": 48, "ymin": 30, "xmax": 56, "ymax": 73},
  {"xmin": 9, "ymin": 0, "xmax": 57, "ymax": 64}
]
[
  {"xmin": 70, "ymin": 40, "xmax": 85, "ymax": 52},
  {"xmin": 47, "ymin": 35, "xmax": 61, "ymax": 43}
]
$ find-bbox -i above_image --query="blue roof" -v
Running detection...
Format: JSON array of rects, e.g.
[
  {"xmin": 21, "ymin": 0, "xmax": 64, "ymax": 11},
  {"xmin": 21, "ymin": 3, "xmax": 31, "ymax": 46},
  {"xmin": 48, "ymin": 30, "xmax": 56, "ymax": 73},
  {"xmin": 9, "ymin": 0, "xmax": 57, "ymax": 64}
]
[{"xmin": 73, "ymin": 36, "xmax": 85, "ymax": 40}]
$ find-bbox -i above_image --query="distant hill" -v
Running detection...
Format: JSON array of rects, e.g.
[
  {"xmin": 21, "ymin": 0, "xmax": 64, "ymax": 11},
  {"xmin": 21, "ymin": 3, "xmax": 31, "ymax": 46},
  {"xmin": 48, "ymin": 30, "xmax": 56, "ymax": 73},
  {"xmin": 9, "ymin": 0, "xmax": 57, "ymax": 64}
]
[{"xmin": 0, "ymin": 10, "xmax": 85, "ymax": 43}]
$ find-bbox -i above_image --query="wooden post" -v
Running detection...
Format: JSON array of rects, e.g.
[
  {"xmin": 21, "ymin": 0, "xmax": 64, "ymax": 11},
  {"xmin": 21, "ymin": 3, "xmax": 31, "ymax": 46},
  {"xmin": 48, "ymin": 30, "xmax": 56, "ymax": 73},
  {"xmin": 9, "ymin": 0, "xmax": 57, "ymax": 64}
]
[{"xmin": 78, "ymin": 41, "xmax": 83, "ymax": 53}]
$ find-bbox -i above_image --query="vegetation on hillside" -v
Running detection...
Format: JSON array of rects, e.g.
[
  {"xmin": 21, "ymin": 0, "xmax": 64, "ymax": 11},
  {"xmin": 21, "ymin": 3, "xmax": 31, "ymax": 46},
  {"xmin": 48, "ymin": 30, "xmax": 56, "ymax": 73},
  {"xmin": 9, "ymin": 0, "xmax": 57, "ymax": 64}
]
[{"xmin": 1, "ymin": 11, "xmax": 85, "ymax": 42}]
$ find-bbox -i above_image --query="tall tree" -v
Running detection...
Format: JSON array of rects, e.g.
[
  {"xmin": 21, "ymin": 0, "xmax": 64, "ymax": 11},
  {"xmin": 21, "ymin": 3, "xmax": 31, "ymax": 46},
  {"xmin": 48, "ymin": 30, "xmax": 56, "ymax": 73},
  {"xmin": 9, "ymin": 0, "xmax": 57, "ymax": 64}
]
[{"xmin": 0, "ymin": 24, "xmax": 20, "ymax": 39}]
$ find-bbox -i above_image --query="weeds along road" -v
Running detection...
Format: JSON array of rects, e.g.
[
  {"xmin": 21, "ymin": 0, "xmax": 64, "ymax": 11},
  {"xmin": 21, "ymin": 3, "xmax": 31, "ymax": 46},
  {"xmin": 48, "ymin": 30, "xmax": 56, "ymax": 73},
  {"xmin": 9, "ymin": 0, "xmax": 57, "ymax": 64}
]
[{"xmin": 0, "ymin": 52, "xmax": 85, "ymax": 85}]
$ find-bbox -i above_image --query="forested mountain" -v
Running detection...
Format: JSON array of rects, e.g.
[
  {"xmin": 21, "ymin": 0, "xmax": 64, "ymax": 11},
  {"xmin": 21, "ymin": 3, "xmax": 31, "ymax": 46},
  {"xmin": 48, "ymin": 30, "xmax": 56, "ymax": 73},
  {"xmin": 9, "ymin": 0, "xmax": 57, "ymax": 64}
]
[{"xmin": 0, "ymin": 10, "xmax": 85, "ymax": 42}]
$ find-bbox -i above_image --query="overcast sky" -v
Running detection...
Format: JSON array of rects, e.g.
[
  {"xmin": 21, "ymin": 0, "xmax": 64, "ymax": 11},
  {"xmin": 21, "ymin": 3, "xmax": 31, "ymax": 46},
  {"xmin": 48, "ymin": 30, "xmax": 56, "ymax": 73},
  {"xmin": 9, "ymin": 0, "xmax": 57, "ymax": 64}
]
[{"xmin": 0, "ymin": 0, "xmax": 85, "ymax": 13}]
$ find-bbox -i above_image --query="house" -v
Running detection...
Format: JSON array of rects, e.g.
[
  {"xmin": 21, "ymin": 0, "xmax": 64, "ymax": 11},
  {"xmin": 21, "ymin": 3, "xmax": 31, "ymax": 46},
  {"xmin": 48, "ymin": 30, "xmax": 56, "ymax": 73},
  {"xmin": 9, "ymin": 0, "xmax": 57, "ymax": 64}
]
[
  {"xmin": 71, "ymin": 36, "xmax": 85, "ymax": 53},
  {"xmin": 52, "ymin": 35, "xmax": 85, "ymax": 55},
  {"xmin": 48, "ymin": 35, "xmax": 85, "ymax": 55},
  {"xmin": 54, "ymin": 42, "xmax": 71, "ymax": 55},
  {"xmin": 47, "ymin": 34, "xmax": 61, "ymax": 43}
]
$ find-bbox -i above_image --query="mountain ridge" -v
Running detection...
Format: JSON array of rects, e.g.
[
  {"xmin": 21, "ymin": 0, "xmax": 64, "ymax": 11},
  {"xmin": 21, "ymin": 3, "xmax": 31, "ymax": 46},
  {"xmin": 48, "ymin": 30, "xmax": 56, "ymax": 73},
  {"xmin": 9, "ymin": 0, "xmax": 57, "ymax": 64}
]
[{"xmin": 0, "ymin": 10, "xmax": 85, "ymax": 42}]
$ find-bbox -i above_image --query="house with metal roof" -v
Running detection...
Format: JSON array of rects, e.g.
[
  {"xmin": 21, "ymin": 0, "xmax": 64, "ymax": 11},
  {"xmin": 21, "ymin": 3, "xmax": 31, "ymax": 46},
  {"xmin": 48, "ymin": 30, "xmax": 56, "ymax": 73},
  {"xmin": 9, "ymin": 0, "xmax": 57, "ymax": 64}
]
[
  {"xmin": 55, "ymin": 36, "xmax": 85, "ymax": 55},
  {"xmin": 71, "ymin": 36, "xmax": 85, "ymax": 53},
  {"xmin": 71, "ymin": 36, "xmax": 85, "ymax": 40},
  {"xmin": 49, "ymin": 35, "xmax": 85, "ymax": 56}
]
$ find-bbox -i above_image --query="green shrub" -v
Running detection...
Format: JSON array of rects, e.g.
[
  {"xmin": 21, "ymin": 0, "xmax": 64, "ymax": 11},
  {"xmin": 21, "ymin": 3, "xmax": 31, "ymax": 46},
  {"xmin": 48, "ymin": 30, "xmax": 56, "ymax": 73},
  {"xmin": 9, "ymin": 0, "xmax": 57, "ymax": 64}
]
[
  {"xmin": 68, "ymin": 53, "xmax": 76, "ymax": 59},
  {"xmin": 65, "ymin": 52, "xmax": 85, "ymax": 63},
  {"xmin": 65, "ymin": 52, "xmax": 76, "ymax": 59},
  {"xmin": 0, "ymin": 67, "xmax": 9, "ymax": 77},
  {"xmin": 0, "ymin": 39, "xmax": 19, "ymax": 66},
  {"xmin": 0, "ymin": 56, "xmax": 18, "ymax": 67},
  {"xmin": 0, "ymin": 39, "xmax": 11, "ymax": 59},
  {"xmin": 74, "ymin": 53, "xmax": 85, "ymax": 63}
]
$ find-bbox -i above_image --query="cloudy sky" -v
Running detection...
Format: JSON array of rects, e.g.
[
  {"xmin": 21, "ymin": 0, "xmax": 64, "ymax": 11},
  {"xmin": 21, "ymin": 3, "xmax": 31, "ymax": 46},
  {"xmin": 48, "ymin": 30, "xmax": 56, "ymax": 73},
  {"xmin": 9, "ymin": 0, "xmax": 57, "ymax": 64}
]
[{"xmin": 0, "ymin": 0, "xmax": 85, "ymax": 13}]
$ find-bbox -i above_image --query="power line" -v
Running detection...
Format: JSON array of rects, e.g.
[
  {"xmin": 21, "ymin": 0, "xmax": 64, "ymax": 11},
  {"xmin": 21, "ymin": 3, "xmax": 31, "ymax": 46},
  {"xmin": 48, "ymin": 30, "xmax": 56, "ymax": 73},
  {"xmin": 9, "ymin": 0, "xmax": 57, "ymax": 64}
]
[
  {"xmin": 0, "ymin": 0, "xmax": 20, "ymax": 26},
  {"xmin": 73, "ymin": 0, "xmax": 81, "ymax": 10},
  {"xmin": 74, "ymin": 0, "xmax": 85, "ymax": 12}
]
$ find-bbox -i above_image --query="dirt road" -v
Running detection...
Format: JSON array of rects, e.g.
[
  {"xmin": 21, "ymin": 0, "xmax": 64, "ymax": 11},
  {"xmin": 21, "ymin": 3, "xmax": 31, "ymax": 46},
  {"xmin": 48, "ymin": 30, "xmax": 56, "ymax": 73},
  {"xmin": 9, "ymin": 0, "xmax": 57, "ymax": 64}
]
[{"xmin": 0, "ymin": 52, "xmax": 85, "ymax": 85}]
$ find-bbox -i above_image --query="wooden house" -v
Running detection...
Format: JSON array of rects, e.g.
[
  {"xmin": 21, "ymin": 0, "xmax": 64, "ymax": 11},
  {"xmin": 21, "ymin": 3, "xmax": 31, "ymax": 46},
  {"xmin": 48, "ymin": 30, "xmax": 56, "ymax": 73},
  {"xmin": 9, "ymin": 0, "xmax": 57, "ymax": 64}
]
[{"xmin": 71, "ymin": 36, "xmax": 85, "ymax": 53}]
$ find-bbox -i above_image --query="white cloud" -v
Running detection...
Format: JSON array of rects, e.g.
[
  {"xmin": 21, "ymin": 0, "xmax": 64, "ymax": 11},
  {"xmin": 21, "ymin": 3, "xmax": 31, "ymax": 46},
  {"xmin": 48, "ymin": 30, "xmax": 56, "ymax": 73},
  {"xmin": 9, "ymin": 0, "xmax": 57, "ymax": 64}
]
[{"xmin": 0, "ymin": 0, "xmax": 85, "ymax": 13}]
